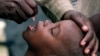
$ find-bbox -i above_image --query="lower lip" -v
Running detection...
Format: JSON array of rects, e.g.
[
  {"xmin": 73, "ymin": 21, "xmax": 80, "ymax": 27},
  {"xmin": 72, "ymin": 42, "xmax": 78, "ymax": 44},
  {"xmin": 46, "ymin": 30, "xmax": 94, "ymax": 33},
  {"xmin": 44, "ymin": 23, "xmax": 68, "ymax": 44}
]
[{"xmin": 27, "ymin": 25, "xmax": 32, "ymax": 30}]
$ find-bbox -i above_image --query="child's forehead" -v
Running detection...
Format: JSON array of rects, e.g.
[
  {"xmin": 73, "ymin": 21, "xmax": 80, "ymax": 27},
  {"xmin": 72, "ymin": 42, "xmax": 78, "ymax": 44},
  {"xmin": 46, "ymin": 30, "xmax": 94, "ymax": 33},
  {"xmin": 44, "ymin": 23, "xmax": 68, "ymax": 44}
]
[{"xmin": 55, "ymin": 20, "xmax": 68, "ymax": 24}]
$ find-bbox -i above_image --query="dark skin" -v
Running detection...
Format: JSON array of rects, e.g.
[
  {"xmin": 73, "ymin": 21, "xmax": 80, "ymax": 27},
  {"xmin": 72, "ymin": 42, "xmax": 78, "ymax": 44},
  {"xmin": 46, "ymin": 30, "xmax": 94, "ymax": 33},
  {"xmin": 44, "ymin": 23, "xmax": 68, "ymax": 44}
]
[
  {"xmin": 0, "ymin": 0, "xmax": 38, "ymax": 23},
  {"xmin": 62, "ymin": 10, "xmax": 98, "ymax": 55},
  {"xmin": 0, "ymin": 0, "xmax": 98, "ymax": 55},
  {"xmin": 23, "ymin": 20, "xmax": 98, "ymax": 56},
  {"xmin": 89, "ymin": 12, "xmax": 100, "ymax": 35},
  {"xmin": 89, "ymin": 13, "xmax": 100, "ymax": 51}
]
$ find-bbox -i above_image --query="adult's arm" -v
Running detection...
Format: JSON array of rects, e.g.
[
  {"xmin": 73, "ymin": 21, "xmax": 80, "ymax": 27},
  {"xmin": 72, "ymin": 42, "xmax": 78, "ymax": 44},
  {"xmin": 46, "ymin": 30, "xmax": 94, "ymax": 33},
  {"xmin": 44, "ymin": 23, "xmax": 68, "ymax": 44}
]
[{"xmin": 35, "ymin": 0, "xmax": 74, "ymax": 22}]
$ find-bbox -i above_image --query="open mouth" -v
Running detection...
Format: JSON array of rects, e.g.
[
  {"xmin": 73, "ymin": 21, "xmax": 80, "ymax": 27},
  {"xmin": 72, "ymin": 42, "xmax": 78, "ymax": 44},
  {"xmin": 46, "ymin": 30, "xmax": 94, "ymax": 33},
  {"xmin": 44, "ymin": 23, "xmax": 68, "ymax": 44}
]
[{"xmin": 27, "ymin": 25, "xmax": 35, "ymax": 31}]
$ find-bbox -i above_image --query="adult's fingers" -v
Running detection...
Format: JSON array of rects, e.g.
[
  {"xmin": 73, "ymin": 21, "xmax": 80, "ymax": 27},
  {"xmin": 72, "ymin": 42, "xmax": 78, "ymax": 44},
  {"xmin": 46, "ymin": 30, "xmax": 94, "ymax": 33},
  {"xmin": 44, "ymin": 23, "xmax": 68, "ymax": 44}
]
[
  {"xmin": 81, "ymin": 31, "xmax": 94, "ymax": 46},
  {"xmin": 8, "ymin": 8, "xmax": 22, "ymax": 23},
  {"xmin": 13, "ymin": 0, "xmax": 34, "ymax": 17},
  {"xmin": 25, "ymin": 0, "xmax": 37, "ymax": 8},
  {"xmin": 91, "ymin": 39, "xmax": 99, "ymax": 56},
  {"xmin": 84, "ymin": 35, "xmax": 96, "ymax": 54},
  {"xmin": 80, "ymin": 21, "xmax": 94, "ymax": 46},
  {"xmin": 6, "ymin": 2, "xmax": 27, "ymax": 23},
  {"xmin": 4, "ymin": 2, "xmax": 22, "ymax": 23},
  {"xmin": 15, "ymin": 3, "xmax": 28, "ymax": 23},
  {"xmin": 25, "ymin": 0, "xmax": 38, "ymax": 16},
  {"xmin": 63, "ymin": 11, "xmax": 88, "ymax": 31},
  {"xmin": 64, "ymin": 10, "xmax": 86, "ymax": 27},
  {"xmin": 71, "ymin": 12, "xmax": 88, "ymax": 32}
]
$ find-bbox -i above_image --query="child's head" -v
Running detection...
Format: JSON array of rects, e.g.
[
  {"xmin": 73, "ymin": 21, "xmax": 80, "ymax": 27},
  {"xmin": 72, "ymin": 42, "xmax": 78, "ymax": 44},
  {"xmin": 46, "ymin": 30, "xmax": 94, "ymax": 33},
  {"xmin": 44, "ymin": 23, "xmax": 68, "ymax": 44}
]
[{"xmin": 23, "ymin": 20, "xmax": 88, "ymax": 56}]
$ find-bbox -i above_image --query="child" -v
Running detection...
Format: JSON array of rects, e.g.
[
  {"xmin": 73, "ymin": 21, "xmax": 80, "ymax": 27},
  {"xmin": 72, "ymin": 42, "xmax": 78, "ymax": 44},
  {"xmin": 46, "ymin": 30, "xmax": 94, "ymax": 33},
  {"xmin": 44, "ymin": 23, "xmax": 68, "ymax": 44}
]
[{"xmin": 23, "ymin": 20, "xmax": 98, "ymax": 56}]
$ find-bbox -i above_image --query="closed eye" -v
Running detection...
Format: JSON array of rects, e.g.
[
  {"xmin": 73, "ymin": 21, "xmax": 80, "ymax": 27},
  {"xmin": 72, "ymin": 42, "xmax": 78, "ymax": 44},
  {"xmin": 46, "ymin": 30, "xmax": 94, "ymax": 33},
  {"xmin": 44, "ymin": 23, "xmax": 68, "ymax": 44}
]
[
  {"xmin": 50, "ymin": 26, "xmax": 60, "ymax": 37},
  {"xmin": 51, "ymin": 28, "xmax": 54, "ymax": 36}
]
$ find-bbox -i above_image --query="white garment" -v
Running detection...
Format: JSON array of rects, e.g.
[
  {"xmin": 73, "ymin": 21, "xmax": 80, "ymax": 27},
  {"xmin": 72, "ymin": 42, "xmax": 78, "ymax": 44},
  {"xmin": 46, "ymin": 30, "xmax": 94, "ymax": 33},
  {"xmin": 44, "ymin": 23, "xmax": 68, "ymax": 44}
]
[
  {"xmin": 76, "ymin": 0, "xmax": 100, "ymax": 17},
  {"xmin": 0, "ymin": 20, "xmax": 9, "ymax": 56}
]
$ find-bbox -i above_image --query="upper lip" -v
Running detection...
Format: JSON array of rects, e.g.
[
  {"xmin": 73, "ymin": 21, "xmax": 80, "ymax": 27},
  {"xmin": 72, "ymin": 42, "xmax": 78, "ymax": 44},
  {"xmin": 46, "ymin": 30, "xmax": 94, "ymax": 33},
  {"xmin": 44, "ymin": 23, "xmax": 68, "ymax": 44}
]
[{"xmin": 27, "ymin": 25, "xmax": 35, "ymax": 31}]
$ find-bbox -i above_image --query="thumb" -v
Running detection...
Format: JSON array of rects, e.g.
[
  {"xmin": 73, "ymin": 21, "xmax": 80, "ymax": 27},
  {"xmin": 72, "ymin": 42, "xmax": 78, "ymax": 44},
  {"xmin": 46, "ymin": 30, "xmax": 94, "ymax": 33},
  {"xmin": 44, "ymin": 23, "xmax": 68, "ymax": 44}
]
[
  {"xmin": 71, "ymin": 12, "xmax": 89, "ymax": 32},
  {"xmin": 62, "ymin": 11, "xmax": 89, "ymax": 32}
]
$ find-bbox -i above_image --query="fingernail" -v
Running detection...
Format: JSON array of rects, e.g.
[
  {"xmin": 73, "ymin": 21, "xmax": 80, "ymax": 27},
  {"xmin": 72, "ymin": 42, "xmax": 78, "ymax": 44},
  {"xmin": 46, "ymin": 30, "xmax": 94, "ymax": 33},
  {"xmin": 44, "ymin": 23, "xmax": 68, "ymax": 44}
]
[
  {"xmin": 82, "ymin": 26, "xmax": 88, "ymax": 32},
  {"xmin": 92, "ymin": 54, "xmax": 96, "ymax": 56},
  {"xmin": 85, "ymin": 49, "xmax": 90, "ymax": 54},
  {"xmin": 81, "ymin": 41, "xmax": 86, "ymax": 46}
]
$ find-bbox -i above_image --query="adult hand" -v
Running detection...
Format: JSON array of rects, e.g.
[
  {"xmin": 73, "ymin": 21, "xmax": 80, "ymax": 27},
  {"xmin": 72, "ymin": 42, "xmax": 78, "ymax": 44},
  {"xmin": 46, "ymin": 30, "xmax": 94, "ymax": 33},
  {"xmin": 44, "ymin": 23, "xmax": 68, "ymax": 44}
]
[
  {"xmin": 0, "ymin": 0, "xmax": 38, "ymax": 24},
  {"xmin": 61, "ymin": 10, "xmax": 99, "ymax": 56}
]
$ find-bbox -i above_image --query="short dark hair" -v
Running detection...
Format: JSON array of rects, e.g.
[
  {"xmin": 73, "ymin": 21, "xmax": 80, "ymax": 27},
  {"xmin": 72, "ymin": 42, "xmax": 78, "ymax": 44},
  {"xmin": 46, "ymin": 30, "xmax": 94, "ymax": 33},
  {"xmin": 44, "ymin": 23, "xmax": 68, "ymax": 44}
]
[{"xmin": 57, "ymin": 20, "xmax": 89, "ymax": 56}]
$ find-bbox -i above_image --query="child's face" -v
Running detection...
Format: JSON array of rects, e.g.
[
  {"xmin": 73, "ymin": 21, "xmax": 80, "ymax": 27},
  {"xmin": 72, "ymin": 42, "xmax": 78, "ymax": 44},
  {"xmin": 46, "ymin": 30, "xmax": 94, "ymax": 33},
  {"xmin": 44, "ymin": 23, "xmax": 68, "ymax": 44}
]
[{"xmin": 23, "ymin": 20, "xmax": 69, "ymax": 55}]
